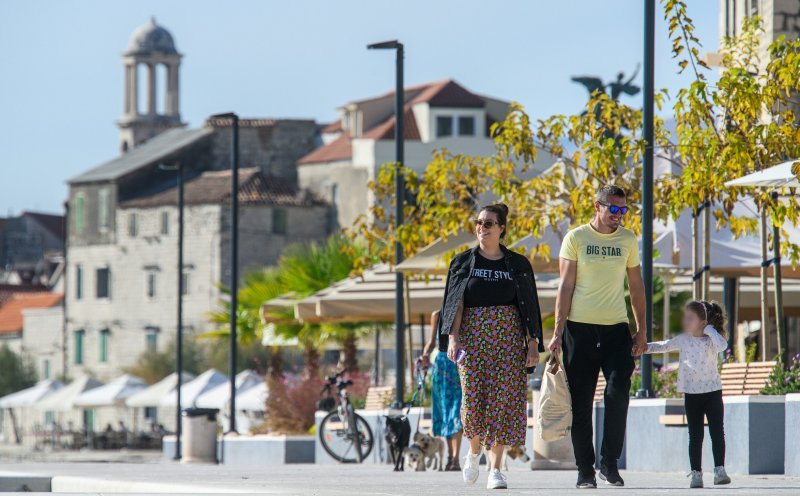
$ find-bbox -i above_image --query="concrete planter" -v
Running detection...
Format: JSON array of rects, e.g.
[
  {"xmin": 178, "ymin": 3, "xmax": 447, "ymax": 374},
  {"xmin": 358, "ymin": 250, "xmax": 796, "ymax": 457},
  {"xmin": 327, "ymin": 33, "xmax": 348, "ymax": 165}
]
[
  {"xmin": 163, "ymin": 434, "xmax": 315, "ymax": 465},
  {"xmin": 625, "ymin": 396, "xmax": 786, "ymax": 474},
  {"xmin": 724, "ymin": 395, "xmax": 785, "ymax": 474},
  {"xmin": 786, "ymin": 394, "xmax": 800, "ymax": 476},
  {"xmin": 314, "ymin": 407, "xmax": 429, "ymax": 465},
  {"xmin": 624, "ymin": 398, "xmax": 686, "ymax": 472},
  {"xmin": 220, "ymin": 435, "xmax": 314, "ymax": 465}
]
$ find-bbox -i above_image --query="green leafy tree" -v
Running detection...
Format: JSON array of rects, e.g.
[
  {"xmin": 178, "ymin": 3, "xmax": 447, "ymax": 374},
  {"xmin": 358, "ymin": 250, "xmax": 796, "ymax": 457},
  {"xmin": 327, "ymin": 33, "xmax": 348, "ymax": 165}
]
[
  {"xmin": 123, "ymin": 337, "xmax": 207, "ymax": 385},
  {"xmin": 0, "ymin": 345, "xmax": 37, "ymax": 397}
]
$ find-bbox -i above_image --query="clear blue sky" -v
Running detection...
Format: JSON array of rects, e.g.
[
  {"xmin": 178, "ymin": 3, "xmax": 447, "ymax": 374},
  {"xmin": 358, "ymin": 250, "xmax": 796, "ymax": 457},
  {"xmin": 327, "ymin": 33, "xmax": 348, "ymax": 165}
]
[{"xmin": 0, "ymin": 0, "xmax": 719, "ymax": 215}]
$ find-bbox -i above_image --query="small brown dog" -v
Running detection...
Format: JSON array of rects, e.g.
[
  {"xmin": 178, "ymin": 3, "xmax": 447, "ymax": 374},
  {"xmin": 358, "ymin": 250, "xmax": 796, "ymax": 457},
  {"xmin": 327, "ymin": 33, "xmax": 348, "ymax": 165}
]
[
  {"xmin": 413, "ymin": 431, "xmax": 445, "ymax": 471},
  {"xmin": 483, "ymin": 445, "xmax": 531, "ymax": 471}
]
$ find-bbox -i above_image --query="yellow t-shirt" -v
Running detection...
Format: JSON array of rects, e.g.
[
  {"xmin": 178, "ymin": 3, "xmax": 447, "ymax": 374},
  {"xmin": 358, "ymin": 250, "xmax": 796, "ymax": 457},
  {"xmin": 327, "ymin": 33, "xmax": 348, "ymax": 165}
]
[{"xmin": 559, "ymin": 224, "xmax": 640, "ymax": 325}]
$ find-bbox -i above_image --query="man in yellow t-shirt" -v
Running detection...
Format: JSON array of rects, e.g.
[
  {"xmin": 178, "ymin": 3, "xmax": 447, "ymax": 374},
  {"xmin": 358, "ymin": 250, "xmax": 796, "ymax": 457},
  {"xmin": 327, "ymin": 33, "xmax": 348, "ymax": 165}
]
[{"xmin": 548, "ymin": 185, "xmax": 646, "ymax": 489}]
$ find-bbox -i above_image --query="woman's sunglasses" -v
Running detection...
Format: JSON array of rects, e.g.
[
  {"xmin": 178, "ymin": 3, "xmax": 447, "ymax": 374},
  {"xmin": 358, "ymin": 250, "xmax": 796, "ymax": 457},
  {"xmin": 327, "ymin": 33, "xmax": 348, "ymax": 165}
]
[
  {"xmin": 474, "ymin": 219, "xmax": 501, "ymax": 229},
  {"xmin": 598, "ymin": 201, "xmax": 629, "ymax": 215}
]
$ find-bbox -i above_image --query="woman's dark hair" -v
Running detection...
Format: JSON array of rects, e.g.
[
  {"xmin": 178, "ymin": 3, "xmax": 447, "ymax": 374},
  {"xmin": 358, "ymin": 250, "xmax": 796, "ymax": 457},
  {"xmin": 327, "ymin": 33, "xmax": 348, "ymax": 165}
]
[
  {"xmin": 686, "ymin": 300, "xmax": 726, "ymax": 336},
  {"xmin": 480, "ymin": 203, "xmax": 509, "ymax": 238}
]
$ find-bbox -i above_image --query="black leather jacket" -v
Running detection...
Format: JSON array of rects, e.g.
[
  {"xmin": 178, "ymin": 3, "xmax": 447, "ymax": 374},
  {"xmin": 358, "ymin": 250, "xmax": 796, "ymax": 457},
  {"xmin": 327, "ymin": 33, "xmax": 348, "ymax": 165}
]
[{"xmin": 437, "ymin": 245, "xmax": 545, "ymax": 358}]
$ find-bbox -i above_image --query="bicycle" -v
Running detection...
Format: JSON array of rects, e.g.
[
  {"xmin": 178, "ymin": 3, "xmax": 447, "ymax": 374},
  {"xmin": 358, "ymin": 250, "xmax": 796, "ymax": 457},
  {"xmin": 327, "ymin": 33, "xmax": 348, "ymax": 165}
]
[{"xmin": 317, "ymin": 370, "xmax": 374, "ymax": 463}]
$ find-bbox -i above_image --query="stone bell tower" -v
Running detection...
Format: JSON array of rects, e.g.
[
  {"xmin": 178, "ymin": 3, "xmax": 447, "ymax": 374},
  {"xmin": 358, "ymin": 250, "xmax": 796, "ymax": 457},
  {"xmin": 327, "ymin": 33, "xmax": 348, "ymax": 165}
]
[{"xmin": 118, "ymin": 17, "xmax": 184, "ymax": 153}]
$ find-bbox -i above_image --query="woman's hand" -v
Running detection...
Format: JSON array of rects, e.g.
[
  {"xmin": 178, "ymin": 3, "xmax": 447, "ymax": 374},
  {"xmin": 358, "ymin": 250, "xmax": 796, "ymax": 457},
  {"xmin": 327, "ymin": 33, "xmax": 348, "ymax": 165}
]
[
  {"xmin": 417, "ymin": 354, "xmax": 431, "ymax": 368},
  {"xmin": 447, "ymin": 337, "xmax": 463, "ymax": 362},
  {"xmin": 526, "ymin": 344, "xmax": 540, "ymax": 368}
]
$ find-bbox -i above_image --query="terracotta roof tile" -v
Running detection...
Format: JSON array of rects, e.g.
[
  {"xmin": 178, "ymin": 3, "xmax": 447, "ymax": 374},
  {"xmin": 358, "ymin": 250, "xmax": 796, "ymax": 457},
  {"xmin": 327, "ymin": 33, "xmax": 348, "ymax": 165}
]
[
  {"xmin": 0, "ymin": 292, "xmax": 62, "ymax": 335},
  {"xmin": 297, "ymin": 131, "xmax": 353, "ymax": 165},
  {"xmin": 120, "ymin": 168, "xmax": 326, "ymax": 208},
  {"xmin": 321, "ymin": 121, "xmax": 343, "ymax": 133},
  {"xmin": 298, "ymin": 79, "xmax": 488, "ymax": 166},
  {"xmin": 361, "ymin": 107, "xmax": 421, "ymax": 140}
]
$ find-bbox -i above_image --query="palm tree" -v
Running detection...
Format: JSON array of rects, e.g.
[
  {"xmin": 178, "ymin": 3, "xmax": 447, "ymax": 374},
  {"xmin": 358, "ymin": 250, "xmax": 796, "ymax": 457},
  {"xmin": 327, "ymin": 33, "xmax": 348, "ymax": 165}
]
[{"xmin": 205, "ymin": 235, "xmax": 375, "ymax": 377}]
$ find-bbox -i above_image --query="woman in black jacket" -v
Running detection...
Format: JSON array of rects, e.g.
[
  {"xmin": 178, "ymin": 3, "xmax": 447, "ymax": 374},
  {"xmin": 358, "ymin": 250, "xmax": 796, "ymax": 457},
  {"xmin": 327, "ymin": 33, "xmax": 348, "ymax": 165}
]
[{"xmin": 438, "ymin": 203, "xmax": 544, "ymax": 490}]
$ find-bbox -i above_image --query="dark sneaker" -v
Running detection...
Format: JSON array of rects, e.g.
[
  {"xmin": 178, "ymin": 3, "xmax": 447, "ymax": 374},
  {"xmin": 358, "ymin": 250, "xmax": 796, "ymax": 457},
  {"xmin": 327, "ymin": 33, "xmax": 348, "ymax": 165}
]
[
  {"xmin": 576, "ymin": 469, "xmax": 597, "ymax": 489},
  {"xmin": 599, "ymin": 461, "xmax": 624, "ymax": 486}
]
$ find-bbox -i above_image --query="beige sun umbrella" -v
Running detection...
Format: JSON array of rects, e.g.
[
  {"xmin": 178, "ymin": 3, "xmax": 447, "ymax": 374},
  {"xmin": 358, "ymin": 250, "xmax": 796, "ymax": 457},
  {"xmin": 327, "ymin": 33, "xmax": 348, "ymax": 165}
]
[{"xmin": 395, "ymin": 232, "xmax": 475, "ymax": 275}]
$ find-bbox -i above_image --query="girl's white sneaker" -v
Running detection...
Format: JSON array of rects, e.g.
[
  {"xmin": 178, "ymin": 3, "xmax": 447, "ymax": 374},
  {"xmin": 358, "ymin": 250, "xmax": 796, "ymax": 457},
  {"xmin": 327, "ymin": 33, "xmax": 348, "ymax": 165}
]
[
  {"xmin": 688, "ymin": 470, "xmax": 703, "ymax": 488},
  {"xmin": 713, "ymin": 466, "xmax": 731, "ymax": 485},
  {"xmin": 487, "ymin": 469, "xmax": 507, "ymax": 489}
]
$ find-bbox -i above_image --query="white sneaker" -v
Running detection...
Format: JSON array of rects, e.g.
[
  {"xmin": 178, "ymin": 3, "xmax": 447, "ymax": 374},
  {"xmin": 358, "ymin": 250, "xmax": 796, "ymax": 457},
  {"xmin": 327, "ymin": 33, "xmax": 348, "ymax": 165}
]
[
  {"xmin": 713, "ymin": 466, "xmax": 731, "ymax": 485},
  {"xmin": 462, "ymin": 452, "xmax": 480, "ymax": 485},
  {"xmin": 487, "ymin": 468, "xmax": 507, "ymax": 489},
  {"xmin": 688, "ymin": 470, "xmax": 703, "ymax": 488}
]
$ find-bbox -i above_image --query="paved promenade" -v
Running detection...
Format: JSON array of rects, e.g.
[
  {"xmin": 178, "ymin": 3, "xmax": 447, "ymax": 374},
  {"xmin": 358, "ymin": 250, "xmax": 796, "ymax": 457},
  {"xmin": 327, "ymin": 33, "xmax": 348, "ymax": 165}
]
[{"xmin": 1, "ymin": 462, "xmax": 800, "ymax": 495}]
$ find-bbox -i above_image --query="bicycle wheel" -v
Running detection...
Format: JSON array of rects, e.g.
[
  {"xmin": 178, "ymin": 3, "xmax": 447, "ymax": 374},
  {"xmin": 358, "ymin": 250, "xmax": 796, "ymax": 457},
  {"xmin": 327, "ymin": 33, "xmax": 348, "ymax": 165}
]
[{"xmin": 318, "ymin": 410, "xmax": 374, "ymax": 463}]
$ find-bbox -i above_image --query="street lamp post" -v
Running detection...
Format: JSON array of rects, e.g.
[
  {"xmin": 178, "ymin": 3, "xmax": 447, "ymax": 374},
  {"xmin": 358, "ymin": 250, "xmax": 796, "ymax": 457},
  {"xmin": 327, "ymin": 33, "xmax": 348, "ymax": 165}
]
[
  {"xmin": 367, "ymin": 40, "xmax": 405, "ymax": 407},
  {"xmin": 638, "ymin": 0, "xmax": 656, "ymax": 398},
  {"xmin": 211, "ymin": 112, "xmax": 240, "ymax": 433},
  {"xmin": 159, "ymin": 161, "xmax": 185, "ymax": 458}
]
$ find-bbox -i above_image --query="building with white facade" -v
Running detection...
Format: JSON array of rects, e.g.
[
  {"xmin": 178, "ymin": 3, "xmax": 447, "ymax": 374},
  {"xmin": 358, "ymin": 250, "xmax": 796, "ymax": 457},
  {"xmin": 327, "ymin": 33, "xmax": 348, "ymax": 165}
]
[
  {"xmin": 63, "ymin": 19, "xmax": 331, "ymax": 381},
  {"xmin": 298, "ymin": 80, "xmax": 553, "ymax": 229}
]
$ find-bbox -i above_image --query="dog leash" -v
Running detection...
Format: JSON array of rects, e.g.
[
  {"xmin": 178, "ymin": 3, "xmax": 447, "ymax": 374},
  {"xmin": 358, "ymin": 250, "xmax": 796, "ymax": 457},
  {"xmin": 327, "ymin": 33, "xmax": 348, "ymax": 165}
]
[{"xmin": 406, "ymin": 362, "xmax": 428, "ymax": 434}]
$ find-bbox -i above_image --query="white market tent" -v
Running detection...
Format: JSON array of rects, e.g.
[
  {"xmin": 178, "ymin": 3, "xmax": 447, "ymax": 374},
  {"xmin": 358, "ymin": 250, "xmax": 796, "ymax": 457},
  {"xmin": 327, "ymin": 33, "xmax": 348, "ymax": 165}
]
[
  {"xmin": 725, "ymin": 158, "xmax": 800, "ymax": 188},
  {"xmin": 74, "ymin": 374, "xmax": 147, "ymax": 408},
  {"xmin": 236, "ymin": 381, "xmax": 268, "ymax": 412},
  {"xmin": 159, "ymin": 369, "xmax": 228, "ymax": 408},
  {"xmin": 194, "ymin": 370, "xmax": 263, "ymax": 410},
  {"xmin": 36, "ymin": 376, "xmax": 103, "ymax": 412},
  {"xmin": 126, "ymin": 372, "xmax": 196, "ymax": 408},
  {"xmin": 0, "ymin": 380, "xmax": 63, "ymax": 408}
]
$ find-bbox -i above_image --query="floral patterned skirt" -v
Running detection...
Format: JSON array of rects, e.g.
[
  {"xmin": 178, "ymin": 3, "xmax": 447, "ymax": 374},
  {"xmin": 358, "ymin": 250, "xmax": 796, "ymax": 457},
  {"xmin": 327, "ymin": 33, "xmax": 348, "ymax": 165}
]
[
  {"xmin": 432, "ymin": 352, "xmax": 463, "ymax": 438},
  {"xmin": 457, "ymin": 305, "xmax": 527, "ymax": 447}
]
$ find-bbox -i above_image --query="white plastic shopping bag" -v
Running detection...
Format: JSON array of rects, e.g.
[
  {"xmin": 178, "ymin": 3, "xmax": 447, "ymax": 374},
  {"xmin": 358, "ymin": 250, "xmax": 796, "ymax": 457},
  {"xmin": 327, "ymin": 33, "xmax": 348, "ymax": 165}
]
[{"xmin": 537, "ymin": 354, "xmax": 572, "ymax": 441}]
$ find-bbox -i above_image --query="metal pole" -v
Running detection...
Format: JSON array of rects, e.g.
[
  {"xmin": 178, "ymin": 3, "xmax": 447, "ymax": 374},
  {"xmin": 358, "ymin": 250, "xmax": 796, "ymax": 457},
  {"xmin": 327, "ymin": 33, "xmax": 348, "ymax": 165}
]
[
  {"xmin": 702, "ymin": 201, "xmax": 711, "ymax": 300},
  {"xmin": 772, "ymin": 192, "xmax": 786, "ymax": 363},
  {"xmin": 62, "ymin": 202, "xmax": 69, "ymax": 380},
  {"xmin": 394, "ymin": 44, "xmax": 406, "ymax": 407},
  {"xmin": 229, "ymin": 115, "xmax": 240, "ymax": 433},
  {"xmin": 723, "ymin": 277, "xmax": 738, "ymax": 355},
  {"xmin": 759, "ymin": 208, "xmax": 770, "ymax": 361},
  {"xmin": 692, "ymin": 211, "xmax": 699, "ymax": 300},
  {"xmin": 637, "ymin": 0, "xmax": 655, "ymax": 398},
  {"xmin": 366, "ymin": 40, "xmax": 405, "ymax": 407},
  {"xmin": 374, "ymin": 327, "xmax": 380, "ymax": 386},
  {"xmin": 175, "ymin": 162, "xmax": 184, "ymax": 460}
]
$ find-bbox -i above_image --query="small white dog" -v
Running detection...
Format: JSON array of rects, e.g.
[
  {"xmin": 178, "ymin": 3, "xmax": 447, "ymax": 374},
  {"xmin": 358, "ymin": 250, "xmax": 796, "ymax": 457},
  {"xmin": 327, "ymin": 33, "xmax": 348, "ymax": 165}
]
[
  {"xmin": 403, "ymin": 444, "xmax": 426, "ymax": 471},
  {"xmin": 413, "ymin": 431, "xmax": 445, "ymax": 471},
  {"xmin": 483, "ymin": 445, "xmax": 531, "ymax": 471}
]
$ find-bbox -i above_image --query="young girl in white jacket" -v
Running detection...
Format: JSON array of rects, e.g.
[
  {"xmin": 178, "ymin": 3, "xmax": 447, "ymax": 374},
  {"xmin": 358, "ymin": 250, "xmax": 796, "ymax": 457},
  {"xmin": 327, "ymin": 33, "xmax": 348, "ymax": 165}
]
[{"xmin": 644, "ymin": 300, "xmax": 731, "ymax": 489}]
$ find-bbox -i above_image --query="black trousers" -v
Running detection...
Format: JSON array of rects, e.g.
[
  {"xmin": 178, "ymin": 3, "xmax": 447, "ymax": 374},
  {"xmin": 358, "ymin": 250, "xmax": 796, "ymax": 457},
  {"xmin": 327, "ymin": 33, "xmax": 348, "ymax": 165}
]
[
  {"xmin": 684, "ymin": 389, "xmax": 725, "ymax": 471},
  {"xmin": 562, "ymin": 320, "xmax": 634, "ymax": 471}
]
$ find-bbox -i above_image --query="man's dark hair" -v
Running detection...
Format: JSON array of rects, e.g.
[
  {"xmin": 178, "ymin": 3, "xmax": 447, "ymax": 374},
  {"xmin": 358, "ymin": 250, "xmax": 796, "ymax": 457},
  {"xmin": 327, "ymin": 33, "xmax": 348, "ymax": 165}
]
[{"xmin": 596, "ymin": 185, "xmax": 627, "ymax": 203}]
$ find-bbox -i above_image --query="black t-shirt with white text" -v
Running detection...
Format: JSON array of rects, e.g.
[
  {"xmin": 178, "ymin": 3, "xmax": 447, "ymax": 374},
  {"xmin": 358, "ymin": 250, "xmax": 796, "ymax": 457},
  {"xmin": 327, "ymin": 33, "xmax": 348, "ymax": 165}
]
[{"xmin": 463, "ymin": 253, "xmax": 517, "ymax": 308}]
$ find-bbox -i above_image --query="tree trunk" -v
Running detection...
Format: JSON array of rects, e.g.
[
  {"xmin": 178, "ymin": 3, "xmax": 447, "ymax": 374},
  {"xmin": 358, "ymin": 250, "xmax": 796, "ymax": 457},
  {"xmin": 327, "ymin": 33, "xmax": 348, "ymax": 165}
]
[
  {"xmin": 341, "ymin": 331, "xmax": 359, "ymax": 372},
  {"xmin": 266, "ymin": 346, "xmax": 284, "ymax": 379},
  {"xmin": 304, "ymin": 345, "xmax": 320, "ymax": 379}
]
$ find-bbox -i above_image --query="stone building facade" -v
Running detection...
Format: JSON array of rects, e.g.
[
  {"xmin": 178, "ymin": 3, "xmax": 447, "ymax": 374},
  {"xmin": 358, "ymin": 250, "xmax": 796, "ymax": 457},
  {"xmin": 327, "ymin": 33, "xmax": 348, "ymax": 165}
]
[{"xmin": 63, "ymin": 19, "xmax": 331, "ymax": 381}]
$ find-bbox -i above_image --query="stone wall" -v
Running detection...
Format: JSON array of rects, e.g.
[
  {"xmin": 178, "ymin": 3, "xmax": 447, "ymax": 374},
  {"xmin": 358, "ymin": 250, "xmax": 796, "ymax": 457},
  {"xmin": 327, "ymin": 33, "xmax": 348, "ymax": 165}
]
[
  {"xmin": 21, "ymin": 306, "xmax": 64, "ymax": 381},
  {"xmin": 208, "ymin": 120, "xmax": 320, "ymax": 183}
]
